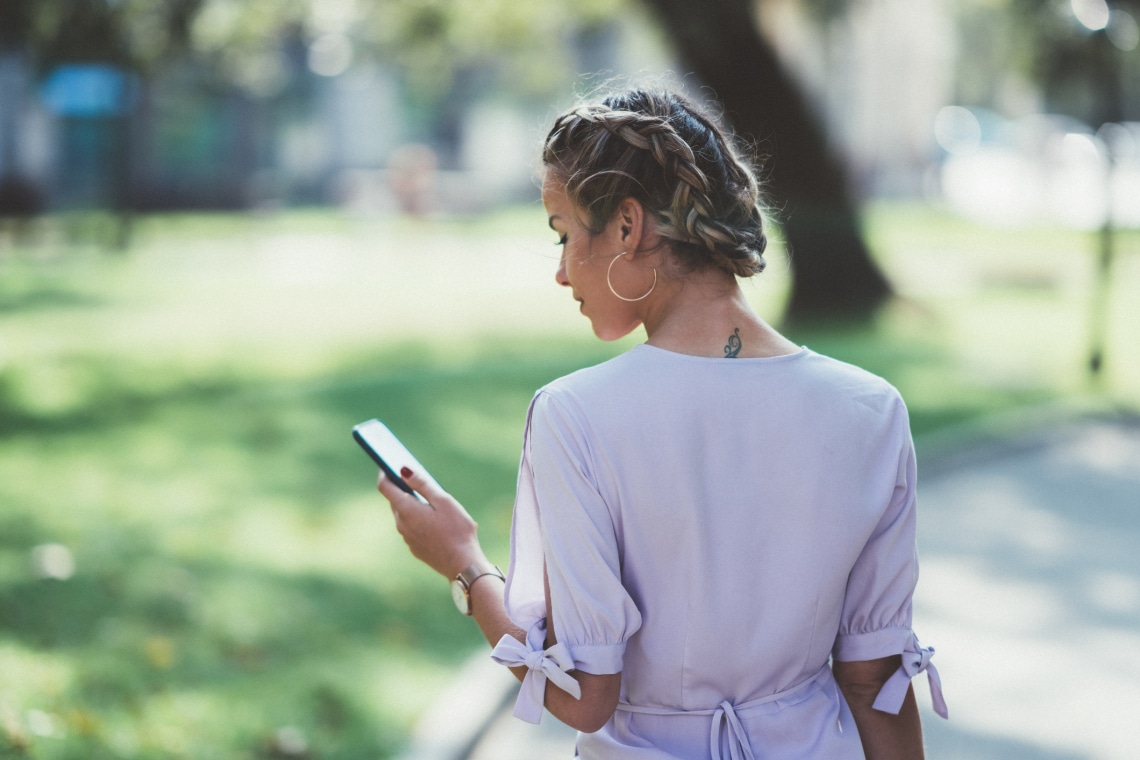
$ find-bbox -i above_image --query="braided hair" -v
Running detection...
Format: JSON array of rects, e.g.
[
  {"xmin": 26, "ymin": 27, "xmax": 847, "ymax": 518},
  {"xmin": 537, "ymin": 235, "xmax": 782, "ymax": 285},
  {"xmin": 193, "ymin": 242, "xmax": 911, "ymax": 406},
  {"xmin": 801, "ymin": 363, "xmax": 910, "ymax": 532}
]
[{"xmin": 542, "ymin": 89, "xmax": 768, "ymax": 278}]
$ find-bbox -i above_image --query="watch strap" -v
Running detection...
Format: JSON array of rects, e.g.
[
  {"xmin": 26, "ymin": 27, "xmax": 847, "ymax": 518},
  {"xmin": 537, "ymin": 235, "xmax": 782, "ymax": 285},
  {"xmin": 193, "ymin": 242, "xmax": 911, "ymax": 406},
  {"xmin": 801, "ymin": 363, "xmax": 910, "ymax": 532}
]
[{"xmin": 455, "ymin": 561, "xmax": 505, "ymax": 616}]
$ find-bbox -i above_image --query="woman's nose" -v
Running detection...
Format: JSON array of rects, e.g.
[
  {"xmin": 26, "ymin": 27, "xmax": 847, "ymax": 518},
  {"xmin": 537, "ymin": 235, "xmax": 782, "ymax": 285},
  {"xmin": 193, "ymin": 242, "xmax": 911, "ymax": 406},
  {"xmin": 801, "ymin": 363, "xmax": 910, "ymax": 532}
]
[{"xmin": 555, "ymin": 261, "xmax": 570, "ymax": 287}]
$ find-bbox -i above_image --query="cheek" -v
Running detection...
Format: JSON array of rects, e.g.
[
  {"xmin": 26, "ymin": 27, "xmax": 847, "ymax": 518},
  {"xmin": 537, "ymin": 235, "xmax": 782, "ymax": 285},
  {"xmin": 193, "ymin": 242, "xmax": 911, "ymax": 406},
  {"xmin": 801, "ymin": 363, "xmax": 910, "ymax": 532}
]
[
  {"xmin": 566, "ymin": 252, "xmax": 593, "ymax": 284},
  {"xmin": 578, "ymin": 246, "xmax": 607, "ymax": 274}
]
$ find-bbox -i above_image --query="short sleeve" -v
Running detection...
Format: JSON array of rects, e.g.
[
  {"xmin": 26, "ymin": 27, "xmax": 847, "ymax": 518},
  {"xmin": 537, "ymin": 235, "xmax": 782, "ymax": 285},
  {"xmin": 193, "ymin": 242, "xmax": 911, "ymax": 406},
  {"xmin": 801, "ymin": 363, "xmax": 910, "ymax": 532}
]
[
  {"xmin": 494, "ymin": 391, "xmax": 642, "ymax": 722},
  {"xmin": 832, "ymin": 412, "xmax": 919, "ymax": 663},
  {"xmin": 832, "ymin": 401, "xmax": 948, "ymax": 719}
]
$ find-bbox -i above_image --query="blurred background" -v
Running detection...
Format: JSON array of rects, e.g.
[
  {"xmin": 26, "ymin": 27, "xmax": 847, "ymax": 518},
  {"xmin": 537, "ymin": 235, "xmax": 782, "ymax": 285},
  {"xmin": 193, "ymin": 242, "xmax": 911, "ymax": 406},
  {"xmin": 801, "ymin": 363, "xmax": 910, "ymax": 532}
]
[{"xmin": 1, "ymin": 0, "xmax": 1138, "ymax": 758}]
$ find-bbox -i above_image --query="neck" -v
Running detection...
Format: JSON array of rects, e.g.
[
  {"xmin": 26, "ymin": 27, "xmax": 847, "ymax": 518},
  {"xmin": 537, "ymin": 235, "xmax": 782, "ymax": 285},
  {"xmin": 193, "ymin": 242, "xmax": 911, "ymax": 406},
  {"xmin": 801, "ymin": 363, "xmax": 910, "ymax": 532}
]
[{"xmin": 640, "ymin": 271, "xmax": 797, "ymax": 359}]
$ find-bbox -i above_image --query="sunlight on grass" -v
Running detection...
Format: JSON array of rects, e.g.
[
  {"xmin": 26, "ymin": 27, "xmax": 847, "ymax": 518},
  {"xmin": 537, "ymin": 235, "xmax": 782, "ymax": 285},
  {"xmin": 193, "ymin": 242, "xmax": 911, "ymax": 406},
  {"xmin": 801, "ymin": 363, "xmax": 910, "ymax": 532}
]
[
  {"xmin": 0, "ymin": 644, "xmax": 74, "ymax": 704},
  {"xmin": 1, "ymin": 202, "xmax": 1138, "ymax": 758}
]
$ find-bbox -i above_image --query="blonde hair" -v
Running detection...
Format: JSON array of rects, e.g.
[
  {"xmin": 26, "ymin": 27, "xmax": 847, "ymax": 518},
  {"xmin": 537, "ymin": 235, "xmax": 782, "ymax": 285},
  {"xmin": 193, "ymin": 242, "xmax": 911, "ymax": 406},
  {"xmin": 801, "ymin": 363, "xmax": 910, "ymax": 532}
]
[{"xmin": 542, "ymin": 88, "xmax": 768, "ymax": 277}]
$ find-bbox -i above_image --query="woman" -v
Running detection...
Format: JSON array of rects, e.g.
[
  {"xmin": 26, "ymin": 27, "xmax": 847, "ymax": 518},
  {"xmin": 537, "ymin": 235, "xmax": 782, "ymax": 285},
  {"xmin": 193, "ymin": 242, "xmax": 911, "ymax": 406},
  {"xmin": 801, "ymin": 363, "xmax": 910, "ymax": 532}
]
[{"xmin": 377, "ymin": 87, "xmax": 946, "ymax": 759}]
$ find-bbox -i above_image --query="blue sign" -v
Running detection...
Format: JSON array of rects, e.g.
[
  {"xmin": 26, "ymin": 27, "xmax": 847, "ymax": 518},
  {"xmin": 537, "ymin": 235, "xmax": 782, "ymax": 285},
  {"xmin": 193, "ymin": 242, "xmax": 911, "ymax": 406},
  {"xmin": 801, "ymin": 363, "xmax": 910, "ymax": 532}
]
[{"xmin": 40, "ymin": 64, "xmax": 136, "ymax": 117}]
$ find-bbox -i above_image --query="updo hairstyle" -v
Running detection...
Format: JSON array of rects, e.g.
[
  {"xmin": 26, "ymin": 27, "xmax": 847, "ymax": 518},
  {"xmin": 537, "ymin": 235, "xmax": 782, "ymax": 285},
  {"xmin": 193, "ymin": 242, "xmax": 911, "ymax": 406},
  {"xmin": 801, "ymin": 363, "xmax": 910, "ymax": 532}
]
[{"xmin": 542, "ymin": 88, "xmax": 768, "ymax": 278}]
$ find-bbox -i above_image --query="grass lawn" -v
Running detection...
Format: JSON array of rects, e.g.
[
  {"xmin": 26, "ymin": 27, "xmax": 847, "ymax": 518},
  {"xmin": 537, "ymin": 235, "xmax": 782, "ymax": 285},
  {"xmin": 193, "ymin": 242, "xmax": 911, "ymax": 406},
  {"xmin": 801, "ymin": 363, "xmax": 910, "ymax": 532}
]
[{"xmin": 0, "ymin": 203, "xmax": 1137, "ymax": 758}]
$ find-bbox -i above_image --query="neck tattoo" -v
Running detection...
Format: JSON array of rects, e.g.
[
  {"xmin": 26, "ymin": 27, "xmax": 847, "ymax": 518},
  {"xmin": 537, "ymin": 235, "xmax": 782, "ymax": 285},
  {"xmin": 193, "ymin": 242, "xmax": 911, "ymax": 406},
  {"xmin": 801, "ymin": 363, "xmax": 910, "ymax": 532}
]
[{"xmin": 723, "ymin": 327, "xmax": 742, "ymax": 358}]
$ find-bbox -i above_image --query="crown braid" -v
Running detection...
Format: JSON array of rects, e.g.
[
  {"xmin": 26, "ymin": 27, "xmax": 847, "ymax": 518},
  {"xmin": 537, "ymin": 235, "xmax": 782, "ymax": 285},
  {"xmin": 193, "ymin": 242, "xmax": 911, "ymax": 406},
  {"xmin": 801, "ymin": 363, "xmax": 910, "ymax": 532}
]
[{"xmin": 543, "ymin": 89, "xmax": 767, "ymax": 278}]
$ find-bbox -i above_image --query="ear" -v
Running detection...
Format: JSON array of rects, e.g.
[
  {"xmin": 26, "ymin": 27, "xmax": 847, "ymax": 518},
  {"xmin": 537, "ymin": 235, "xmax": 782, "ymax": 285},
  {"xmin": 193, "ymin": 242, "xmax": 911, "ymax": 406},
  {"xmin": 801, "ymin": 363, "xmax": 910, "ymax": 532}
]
[{"xmin": 612, "ymin": 197, "xmax": 655, "ymax": 260}]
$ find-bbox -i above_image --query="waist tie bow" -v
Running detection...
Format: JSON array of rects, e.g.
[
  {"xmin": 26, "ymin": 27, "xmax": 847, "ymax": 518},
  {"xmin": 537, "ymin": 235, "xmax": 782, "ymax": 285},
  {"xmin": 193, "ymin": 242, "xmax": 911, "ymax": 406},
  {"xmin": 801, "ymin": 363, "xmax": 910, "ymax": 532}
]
[
  {"xmin": 490, "ymin": 622, "xmax": 581, "ymax": 724},
  {"xmin": 617, "ymin": 666, "xmax": 834, "ymax": 760},
  {"xmin": 872, "ymin": 637, "xmax": 949, "ymax": 719},
  {"xmin": 710, "ymin": 701, "xmax": 756, "ymax": 760}
]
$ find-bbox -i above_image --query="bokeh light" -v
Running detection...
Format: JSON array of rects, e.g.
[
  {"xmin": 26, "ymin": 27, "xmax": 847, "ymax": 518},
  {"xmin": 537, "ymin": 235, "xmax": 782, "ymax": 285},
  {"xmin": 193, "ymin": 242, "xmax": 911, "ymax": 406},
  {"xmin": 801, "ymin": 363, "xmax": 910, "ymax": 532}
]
[
  {"xmin": 934, "ymin": 106, "xmax": 982, "ymax": 156},
  {"xmin": 1072, "ymin": 0, "xmax": 1111, "ymax": 31},
  {"xmin": 1108, "ymin": 9, "xmax": 1140, "ymax": 50},
  {"xmin": 31, "ymin": 543, "xmax": 76, "ymax": 581},
  {"xmin": 308, "ymin": 33, "xmax": 354, "ymax": 78}
]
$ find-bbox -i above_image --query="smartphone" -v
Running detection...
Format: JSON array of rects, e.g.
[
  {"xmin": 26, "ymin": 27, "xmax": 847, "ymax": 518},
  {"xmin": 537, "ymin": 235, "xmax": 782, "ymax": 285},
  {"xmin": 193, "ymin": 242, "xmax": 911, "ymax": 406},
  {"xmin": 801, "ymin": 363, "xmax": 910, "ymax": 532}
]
[{"xmin": 353, "ymin": 419, "xmax": 440, "ymax": 502}]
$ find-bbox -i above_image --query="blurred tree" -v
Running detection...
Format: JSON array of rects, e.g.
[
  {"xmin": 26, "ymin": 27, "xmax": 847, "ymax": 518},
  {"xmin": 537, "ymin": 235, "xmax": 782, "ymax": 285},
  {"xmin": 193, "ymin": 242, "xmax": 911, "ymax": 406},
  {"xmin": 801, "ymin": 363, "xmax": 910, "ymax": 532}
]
[
  {"xmin": 1, "ymin": 0, "xmax": 208, "ymax": 238},
  {"xmin": 6, "ymin": 0, "xmax": 205, "ymax": 74},
  {"xmin": 181, "ymin": 0, "xmax": 622, "ymax": 157},
  {"xmin": 641, "ymin": 0, "xmax": 893, "ymax": 323},
  {"xmin": 952, "ymin": 0, "xmax": 1140, "ymax": 379},
  {"xmin": 0, "ymin": 0, "xmax": 44, "ymax": 218},
  {"xmin": 6, "ymin": 0, "xmax": 896, "ymax": 321},
  {"xmin": 1035, "ymin": 0, "xmax": 1138, "ymax": 124},
  {"xmin": 11, "ymin": 0, "xmax": 1139, "ymax": 315},
  {"xmin": 639, "ymin": 0, "xmax": 1140, "ymax": 322},
  {"xmin": 340, "ymin": 0, "xmax": 892, "ymax": 322},
  {"xmin": 955, "ymin": 0, "xmax": 1140, "ymax": 125},
  {"xmin": 0, "ymin": 0, "xmax": 35, "ymax": 54}
]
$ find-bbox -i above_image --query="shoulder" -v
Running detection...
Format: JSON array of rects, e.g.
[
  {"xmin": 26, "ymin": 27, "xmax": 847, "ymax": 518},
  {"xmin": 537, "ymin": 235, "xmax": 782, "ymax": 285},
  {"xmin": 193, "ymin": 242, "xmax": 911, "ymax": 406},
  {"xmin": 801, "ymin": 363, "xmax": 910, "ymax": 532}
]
[
  {"xmin": 795, "ymin": 349, "xmax": 908, "ymax": 420},
  {"xmin": 535, "ymin": 348, "xmax": 648, "ymax": 407},
  {"xmin": 524, "ymin": 349, "xmax": 652, "ymax": 445}
]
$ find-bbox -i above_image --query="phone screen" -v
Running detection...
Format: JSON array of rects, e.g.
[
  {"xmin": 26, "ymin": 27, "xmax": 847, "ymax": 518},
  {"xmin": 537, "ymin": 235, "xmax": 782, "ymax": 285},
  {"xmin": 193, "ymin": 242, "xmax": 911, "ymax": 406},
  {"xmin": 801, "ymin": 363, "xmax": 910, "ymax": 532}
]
[{"xmin": 352, "ymin": 419, "xmax": 439, "ymax": 500}]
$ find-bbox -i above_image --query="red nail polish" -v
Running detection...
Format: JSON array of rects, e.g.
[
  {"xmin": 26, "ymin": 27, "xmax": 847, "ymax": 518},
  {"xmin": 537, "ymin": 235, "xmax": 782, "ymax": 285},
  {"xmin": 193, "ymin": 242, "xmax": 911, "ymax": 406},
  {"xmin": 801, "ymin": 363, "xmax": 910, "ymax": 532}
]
[{"xmin": 400, "ymin": 466, "xmax": 413, "ymax": 479}]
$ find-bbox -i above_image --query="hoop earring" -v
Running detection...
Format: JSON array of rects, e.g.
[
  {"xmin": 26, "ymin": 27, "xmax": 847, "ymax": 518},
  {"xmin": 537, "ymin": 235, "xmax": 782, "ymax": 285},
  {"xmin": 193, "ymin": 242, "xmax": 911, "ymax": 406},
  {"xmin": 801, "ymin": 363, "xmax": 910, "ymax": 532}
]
[{"xmin": 607, "ymin": 253, "xmax": 657, "ymax": 302}]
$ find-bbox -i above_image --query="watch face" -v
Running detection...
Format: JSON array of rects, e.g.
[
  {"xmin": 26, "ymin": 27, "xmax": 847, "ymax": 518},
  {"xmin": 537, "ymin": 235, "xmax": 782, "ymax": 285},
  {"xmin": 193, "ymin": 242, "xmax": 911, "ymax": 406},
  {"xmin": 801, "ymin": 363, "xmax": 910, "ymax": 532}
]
[{"xmin": 451, "ymin": 578, "xmax": 468, "ymax": 614}]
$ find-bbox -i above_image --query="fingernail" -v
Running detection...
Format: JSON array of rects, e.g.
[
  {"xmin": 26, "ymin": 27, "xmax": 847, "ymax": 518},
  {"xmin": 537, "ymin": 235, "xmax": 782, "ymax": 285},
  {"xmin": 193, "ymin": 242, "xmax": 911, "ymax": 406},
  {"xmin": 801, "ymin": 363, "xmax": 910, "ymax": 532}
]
[{"xmin": 400, "ymin": 466, "xmax": 413, "ymax": 479}]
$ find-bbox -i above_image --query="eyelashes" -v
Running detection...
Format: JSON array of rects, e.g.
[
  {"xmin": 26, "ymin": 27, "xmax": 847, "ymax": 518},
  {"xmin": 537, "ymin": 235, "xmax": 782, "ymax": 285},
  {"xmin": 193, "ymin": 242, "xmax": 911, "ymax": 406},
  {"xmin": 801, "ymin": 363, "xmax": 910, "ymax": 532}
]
[{"xmin": 555, "ymin": 234, "xmax": 568, "ymax": 247}]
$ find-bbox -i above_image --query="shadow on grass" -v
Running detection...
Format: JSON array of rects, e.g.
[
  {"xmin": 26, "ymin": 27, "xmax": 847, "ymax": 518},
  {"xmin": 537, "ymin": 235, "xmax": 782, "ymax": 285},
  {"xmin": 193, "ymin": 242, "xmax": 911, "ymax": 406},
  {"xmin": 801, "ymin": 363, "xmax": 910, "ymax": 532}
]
[
  {"xmin": 0, "ymin": 289, "xmax": 104, "ymax": 315},
  {"xmin": 0, "ymin": 338, "xmax": 623, "ymax": 759},
  {"xmin": 0, "ymin": 368, "xmax": 243, "ymax": 440},
  {"xmin": 0, "ymin": 496, "xmax": 485, "ymax": 758}
]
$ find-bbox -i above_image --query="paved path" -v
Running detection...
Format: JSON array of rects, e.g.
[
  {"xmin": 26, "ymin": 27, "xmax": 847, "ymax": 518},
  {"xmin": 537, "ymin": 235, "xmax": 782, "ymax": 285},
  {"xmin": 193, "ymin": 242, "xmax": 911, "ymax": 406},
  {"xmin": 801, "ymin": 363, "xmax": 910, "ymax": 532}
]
[
  {"xmin": 916, "ymin": 414, "xmax": 1140, "ymax": 759},
  {"xmin": 400, "ymin": 413, "xmax": 1140, "ymax": 760}
]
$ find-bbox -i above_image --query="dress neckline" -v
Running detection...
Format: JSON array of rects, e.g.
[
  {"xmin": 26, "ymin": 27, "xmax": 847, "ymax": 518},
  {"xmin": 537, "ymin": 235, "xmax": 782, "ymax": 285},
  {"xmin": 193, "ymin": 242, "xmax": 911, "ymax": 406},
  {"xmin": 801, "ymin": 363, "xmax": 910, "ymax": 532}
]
[{"xmin": 631, "ymin": 342, "xmax": 810, "ymax": 364}]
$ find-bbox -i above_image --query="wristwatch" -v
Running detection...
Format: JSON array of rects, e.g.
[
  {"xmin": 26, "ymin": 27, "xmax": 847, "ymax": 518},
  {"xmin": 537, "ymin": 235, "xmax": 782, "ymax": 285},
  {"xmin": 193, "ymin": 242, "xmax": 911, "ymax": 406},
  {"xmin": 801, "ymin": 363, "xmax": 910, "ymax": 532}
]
[{"xmin": 451, "ymin": 561, "xmax": 505, "ymax": 616}]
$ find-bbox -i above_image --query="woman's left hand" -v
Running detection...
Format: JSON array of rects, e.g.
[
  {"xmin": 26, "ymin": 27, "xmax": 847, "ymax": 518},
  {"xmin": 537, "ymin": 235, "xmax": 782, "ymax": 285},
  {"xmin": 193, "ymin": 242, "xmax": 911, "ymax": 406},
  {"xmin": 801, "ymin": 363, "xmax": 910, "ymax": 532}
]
[{"xmin": 377, "ymin": 467, "xmax": 487, "ymax": 579}]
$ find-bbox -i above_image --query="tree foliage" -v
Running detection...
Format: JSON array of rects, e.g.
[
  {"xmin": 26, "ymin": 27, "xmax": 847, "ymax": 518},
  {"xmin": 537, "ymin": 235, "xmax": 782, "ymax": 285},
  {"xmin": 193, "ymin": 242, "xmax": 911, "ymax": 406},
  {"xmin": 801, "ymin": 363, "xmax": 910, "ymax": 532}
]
[
  {"xmin": 14, "ymin": 0, "xmax": 1135, "ymax": 318},
  {"xmin": 953, "ymin": 0, "xmax": 1140, "ymax": 123},
  {"xmin": 0, "ymin": 0, "xmax": 201, "ymax": 70},
  {"xmin": 6, "ymin": 0, "xmax": 892, "ymax": 319},
  {"xmin": 5, "ymin": 0, "xmax": 628, "ymax": 100}
]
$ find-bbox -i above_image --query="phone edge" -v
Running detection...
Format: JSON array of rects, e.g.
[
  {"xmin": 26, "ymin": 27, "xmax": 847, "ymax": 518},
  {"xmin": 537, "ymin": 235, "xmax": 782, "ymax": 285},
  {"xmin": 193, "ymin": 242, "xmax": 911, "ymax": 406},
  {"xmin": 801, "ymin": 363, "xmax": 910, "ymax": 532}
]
[{"xmin": 352, "ymin": 426, "xmax": 416, "ymax": 495}]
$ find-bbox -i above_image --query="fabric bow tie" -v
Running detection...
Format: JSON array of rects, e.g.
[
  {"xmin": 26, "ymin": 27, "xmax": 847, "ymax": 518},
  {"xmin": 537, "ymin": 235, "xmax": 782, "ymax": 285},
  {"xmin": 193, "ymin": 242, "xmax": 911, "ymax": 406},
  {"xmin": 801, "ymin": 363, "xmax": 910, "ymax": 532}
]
[
  {"xmin": 710, "ymin": 700, "xmax": 756, "ymax": 760},
  {"xmin": 491, "ymin": 630, "xmax": 582, "ymax": 724},
  {"xmin": 872, "ymin": 638, "xmax": 948, "ymax": 719}
]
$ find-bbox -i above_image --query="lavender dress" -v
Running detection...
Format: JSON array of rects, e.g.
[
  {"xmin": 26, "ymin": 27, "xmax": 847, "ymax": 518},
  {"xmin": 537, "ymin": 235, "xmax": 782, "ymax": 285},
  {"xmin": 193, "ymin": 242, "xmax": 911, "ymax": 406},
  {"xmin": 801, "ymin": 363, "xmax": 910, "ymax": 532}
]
[{"xmin": 491, "ymin": 345, "xmax": 946, "ymax": 759}]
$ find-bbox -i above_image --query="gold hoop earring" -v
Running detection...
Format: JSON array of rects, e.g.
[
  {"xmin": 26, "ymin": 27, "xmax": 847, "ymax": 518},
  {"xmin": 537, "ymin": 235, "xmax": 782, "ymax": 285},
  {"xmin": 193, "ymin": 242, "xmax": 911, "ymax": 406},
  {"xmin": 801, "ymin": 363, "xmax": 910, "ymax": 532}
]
[{"xmin": 607, "ymin": 253, "xmax": 657, "ymax": 302}]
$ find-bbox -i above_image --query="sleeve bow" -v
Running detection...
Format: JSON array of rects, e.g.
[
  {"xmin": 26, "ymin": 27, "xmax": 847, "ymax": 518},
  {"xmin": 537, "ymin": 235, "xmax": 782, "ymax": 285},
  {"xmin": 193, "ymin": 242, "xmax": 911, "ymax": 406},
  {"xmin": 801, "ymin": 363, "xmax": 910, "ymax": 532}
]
[
  {"xmin": 490, "ymin": 620, "xmax": 581, "ymax": 724},
  {"xmin": 872, "ymin": 635, "xmax": 948, "ymax": 719}
]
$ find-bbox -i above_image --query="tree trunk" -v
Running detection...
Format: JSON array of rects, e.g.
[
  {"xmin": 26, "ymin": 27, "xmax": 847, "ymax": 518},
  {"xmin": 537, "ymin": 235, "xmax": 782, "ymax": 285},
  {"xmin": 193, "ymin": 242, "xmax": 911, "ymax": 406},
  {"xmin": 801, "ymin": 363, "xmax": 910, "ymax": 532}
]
[{"xmin": 641, "ymin": 0, "xmax": 892, "ymax": 323}]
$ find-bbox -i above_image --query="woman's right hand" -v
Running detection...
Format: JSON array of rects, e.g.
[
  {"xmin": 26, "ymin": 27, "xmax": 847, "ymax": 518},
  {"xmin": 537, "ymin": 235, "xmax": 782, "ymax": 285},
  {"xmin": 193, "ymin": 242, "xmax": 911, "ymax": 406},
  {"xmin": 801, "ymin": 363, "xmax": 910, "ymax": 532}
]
[{"xmin": 377, "ymin": 467, "xmax": 486, "ymax": 580}]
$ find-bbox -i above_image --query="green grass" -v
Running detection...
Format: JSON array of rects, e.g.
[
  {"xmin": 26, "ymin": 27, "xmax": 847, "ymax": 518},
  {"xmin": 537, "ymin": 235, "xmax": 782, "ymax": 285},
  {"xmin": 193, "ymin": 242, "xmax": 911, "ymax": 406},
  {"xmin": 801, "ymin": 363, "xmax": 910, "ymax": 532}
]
[{"xmin": 0, "ymin": 203, "xmax": 1137, "ymax": 758}]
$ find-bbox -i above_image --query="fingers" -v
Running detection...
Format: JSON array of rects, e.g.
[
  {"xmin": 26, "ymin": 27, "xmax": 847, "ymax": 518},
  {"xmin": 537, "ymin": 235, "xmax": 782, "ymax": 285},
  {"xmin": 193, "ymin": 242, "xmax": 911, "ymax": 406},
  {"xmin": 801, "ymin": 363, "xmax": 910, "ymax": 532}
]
[
  {"xmin": 376, "ymin": 469, "xmax": 413, "ymax": 505},
  {"xmin": 374, "ymin": 467, "xmax": 482, "ymax": 579},
  {"xmin": 397, "ymin": 465, "xmax": 447, "ymax": 504},
  {"xmin": 376, "ymin": 466, "xmax": 445, "ymax": 512}
]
